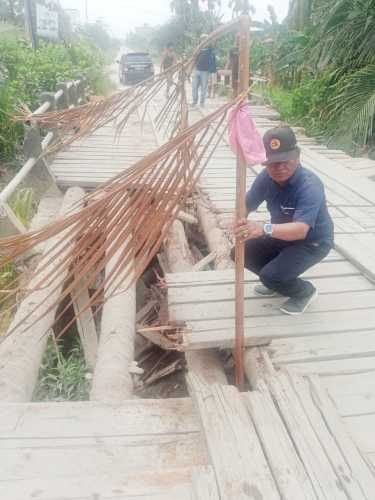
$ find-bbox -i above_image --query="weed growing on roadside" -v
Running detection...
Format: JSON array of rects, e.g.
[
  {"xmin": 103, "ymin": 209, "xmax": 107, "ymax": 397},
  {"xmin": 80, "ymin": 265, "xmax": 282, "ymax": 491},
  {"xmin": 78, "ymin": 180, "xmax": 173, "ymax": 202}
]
[
  {"xmin": 0, "ymin": 261, "xmax": 18, "ymax": 335},
  {"xmin": 33, "ymin": 336, "xmax": 90, "ymax": 402},
  {"xmin": 11, "ymin": 188, "xmax": 35, "ymax": 226}
]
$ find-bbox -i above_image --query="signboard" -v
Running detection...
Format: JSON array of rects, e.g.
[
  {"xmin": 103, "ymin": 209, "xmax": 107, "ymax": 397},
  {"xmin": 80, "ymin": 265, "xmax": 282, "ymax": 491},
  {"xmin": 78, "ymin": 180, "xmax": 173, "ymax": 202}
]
[{"xmin": 36, "ymin": 2, "xmax": 59, "ymax": 41}]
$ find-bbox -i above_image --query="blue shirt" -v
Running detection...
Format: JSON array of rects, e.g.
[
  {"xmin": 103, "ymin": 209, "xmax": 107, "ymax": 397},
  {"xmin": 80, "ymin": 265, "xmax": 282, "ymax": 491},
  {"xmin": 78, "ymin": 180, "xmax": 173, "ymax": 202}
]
[
  {"xmin": 196, "ymin": 48, "xmax": 216, "ymax": 73},
  {"xmin": 246, "ymin": 165, "xmax": 334, "ymax": 245}
]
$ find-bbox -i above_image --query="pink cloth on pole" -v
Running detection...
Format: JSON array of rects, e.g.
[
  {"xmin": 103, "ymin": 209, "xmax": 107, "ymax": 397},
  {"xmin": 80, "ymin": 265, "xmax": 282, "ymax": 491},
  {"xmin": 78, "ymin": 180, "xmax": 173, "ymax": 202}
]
[{"xmin": 229, "ymin": 103, "xmax": 266, "ymax": 166}]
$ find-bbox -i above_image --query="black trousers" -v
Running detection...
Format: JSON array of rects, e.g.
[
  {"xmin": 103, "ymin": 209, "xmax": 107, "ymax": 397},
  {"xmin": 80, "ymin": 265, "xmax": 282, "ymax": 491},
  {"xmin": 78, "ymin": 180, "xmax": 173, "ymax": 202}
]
[{"xmin": 231, "ymin": 237, "xmax": 332, "ymax": 298}]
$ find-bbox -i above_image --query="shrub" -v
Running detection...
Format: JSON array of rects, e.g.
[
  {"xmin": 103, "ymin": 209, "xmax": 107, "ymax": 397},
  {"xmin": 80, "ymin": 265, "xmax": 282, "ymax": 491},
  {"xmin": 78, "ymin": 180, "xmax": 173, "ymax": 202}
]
[{"xmin": 0, "ymin": 35, "xmax": 106, "ymax": 163}]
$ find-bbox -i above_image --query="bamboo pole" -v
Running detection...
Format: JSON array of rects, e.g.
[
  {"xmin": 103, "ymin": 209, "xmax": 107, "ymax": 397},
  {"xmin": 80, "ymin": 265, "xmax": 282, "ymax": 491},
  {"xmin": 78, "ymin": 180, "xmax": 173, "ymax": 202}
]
[{"xmin": 234, "ymin": 15, "xmax": 250, "ymax": 388}]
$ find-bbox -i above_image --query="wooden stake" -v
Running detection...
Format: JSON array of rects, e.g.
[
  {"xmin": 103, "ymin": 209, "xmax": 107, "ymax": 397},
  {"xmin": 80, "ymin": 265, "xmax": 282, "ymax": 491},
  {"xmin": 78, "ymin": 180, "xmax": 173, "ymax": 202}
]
[{"xmin": 235, "ymin": 15, "xmax": 251, "ymax": 388}]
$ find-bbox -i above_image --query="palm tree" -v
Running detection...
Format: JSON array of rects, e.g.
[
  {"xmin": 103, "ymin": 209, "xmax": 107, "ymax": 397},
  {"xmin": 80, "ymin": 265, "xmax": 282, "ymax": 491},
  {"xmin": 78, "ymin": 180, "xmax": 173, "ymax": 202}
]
[{"xmin": 228, "ymin": 0, "xmax": 255, "ymax": 17}]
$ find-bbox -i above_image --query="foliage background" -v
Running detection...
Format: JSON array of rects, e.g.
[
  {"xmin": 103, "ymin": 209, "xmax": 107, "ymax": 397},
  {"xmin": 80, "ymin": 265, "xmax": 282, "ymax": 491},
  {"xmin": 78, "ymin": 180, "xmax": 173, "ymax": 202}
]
[{"xmin": 251, "ymin": 0, "xmax": 375, "ymax": 156}]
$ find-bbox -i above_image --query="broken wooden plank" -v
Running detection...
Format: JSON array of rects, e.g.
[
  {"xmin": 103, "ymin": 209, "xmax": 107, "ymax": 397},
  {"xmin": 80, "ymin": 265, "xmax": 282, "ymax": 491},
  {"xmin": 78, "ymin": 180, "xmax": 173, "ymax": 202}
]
[
  {"xmin": 165, "ymin": 217, "xmax": 227, "ymax": 385},
  {"xmin": 268, "ymin": 373, "xmax": 347, "ymax": 499},
  {"xmin": 292, "ymin": 373, "xmax": 375, "ymax": 498},
  {"xmin": 72, "ymin": 281, "xmax": 98, "ymax": 371},
  {"xmin": 178, "ymin": 210, "xmax": 198, "ymax": 225},
  {"xmin": 245, "ymin": 381, "xmax": 316, "ymax": 499},
  {"xmin": 187, "ymin": 373, "xmax": 280, "ymax": 499},
  {"xmin": 192, "ymin": 251, "xmax": 217, "ymax": 271}
]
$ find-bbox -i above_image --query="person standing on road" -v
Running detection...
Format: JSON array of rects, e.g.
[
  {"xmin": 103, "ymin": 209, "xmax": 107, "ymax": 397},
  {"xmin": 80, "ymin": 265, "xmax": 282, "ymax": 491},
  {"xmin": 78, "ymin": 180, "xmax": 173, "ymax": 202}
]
[
  {"xmin": 226, "ymin": 35, "xmax": 240, "ymax": 96},
  {"xmin": 207, "ymin": 43, "xmax": 218, "ymax": 99},
  {"xmin": 232, "ymin": 126, "xmax": 334, "ymax": 315},
  {"xmin": 160, "ymin": 43, "xmax": 177, "ymax": 97},
  {"xmin": 192, "ymin": 34, "xmax": 216, "ymax": 107}
]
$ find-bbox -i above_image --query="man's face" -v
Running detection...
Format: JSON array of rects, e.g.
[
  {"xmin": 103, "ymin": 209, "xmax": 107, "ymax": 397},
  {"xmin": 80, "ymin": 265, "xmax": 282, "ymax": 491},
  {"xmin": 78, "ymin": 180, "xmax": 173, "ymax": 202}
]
[{"xmin": 266, "ymin": 158, "xmax": 299, "ymax": 184}]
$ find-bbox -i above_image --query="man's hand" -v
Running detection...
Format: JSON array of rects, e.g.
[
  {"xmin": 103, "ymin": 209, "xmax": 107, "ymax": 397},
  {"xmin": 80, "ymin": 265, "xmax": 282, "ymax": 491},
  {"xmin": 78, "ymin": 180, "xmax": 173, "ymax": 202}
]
[{"xmin": 233, "ymin": 219, "xmax": 264, "ymax": 242}]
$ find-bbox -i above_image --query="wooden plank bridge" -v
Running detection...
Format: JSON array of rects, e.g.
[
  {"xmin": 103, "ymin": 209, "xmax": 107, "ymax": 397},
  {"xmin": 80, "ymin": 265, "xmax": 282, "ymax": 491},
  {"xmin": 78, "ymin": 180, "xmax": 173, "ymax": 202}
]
[{"xmin": 1, "ymin": 86, "xmax": 375, "ymax": 498}]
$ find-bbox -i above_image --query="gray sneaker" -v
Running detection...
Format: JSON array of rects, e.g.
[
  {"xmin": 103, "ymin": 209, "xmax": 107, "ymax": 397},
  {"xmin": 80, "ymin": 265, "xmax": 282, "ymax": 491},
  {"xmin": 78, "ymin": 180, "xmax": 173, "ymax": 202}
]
[
  {"xmin": 280, "ymin": 289, "xmax": 318, "ymax": 316},
  {"xmin": 254, "ymin": 284, "xmax": 278, "ymax": 297}
]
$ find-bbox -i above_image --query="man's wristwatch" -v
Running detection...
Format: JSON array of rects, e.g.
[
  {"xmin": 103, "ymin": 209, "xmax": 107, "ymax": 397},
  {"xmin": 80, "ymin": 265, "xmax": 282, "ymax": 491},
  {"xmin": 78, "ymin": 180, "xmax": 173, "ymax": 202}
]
[{"xmin": 263, "ymin": 223, "xmax": 273, "ymax": 237}]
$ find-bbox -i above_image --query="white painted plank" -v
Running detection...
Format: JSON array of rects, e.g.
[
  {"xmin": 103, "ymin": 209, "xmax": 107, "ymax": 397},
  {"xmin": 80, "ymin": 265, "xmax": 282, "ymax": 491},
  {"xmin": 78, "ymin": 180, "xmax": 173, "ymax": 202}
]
[
  {"xmin": 0, "ymin": 434, "xmax": 206, "ymax": 482},
  {"xmin": 335, "ymin": 233, "xmax": 375, "ymax": 282},
  {"xmin": 307, "ymin": 375, "xmax": 375, "ymax": 497},
  {"xmin": 0, "ymin": 398, "xmax": 199, "ymax": 437},
  {"xmin": 287, "ymin": 357, "xmax": 375, "ymax": 376},
  {"xmin": 166, "ymin": 260, "xmax": 359, "ymax": 287},
  {"xmin": 0, "ymin": 469, "xmax": 193, "ymax": 500},
  {"xmin": 191, "ymin": 466, "xmax": 220, "ymax": 500},
  {"xmin": 184, "ymin": 309, "xmax": 375, "ymax": 350},
  {"xmin": 268, "ymin": 374, "xmax": 348, "ymax": 499},
  {"xmin": 171, "ymin": 289, "xmax": 375, "ymax": 322},
  {"xmin": 270, "ymin": 330, "xmax": 375, "ymax": 365},
  {"xmin": 346, "ymin": 416, "xmax": 375, "ymax": 454},
  {"xmin": 322, "ymin": 372, "xmax": 375, "ymax": 417},
  {"xmin": 245, "ymin": 382, "xmax": 317, "ymax": 499},
  {"xmin": 168, "ymin": 275, "xmax": 371, "ymax": 305}
]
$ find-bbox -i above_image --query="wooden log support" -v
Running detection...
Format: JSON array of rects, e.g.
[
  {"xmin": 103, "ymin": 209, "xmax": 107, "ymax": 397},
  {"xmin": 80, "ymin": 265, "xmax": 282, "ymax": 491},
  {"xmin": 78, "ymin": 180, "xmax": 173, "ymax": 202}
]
[
  {"xmin": 90, "ymin": 242, "xmax": 136, "ymax": 403},
  {"xmin": 166, "ymin": 220, "xmax": 227, "ymax": 385},
  {"xmin": 192, "ymin": 251, "xmax": 216, "ymax": 271},
  {"xmin": 165, "ymin": 220, "xmax": 195, "ymax": 272},
  {"xmin": 178, "ymin": 210, "xmax": 198, "ymax": 225},
  {"xmin": 0, "ymin": 187, "xmax": 85, "ymax": 402},
  {"xmin": 72, "ymin": 281, "xmax": 98, "ymax": 371},
  {"xmin": 196, "ymin": 201, "xmax": 234, "ymax": 270}
]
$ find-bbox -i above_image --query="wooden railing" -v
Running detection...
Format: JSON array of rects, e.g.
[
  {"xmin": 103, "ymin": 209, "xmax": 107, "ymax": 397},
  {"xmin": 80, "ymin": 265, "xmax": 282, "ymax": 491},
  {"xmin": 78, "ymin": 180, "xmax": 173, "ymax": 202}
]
[{"xmin": 0, "ymin": 78, "xmax": 86, "ymax": 237}]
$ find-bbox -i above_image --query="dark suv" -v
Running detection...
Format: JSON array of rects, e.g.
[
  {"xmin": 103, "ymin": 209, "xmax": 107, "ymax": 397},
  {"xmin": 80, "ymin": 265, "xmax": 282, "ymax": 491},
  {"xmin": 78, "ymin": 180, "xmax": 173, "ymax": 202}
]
[{"xmin": 119, "ymin": 52, "xmax": 154, "ymax": 85}]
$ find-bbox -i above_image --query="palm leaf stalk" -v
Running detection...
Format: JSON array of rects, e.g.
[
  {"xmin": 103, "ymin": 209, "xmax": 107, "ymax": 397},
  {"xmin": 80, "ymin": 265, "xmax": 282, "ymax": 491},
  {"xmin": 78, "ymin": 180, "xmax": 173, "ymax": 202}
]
[
  {"xmin": 0, "ymin": 94, "xmax": 246, "ymax": 342},
  {"xmin": 14, "ymin": 18, "xmax": 241, "ymax": 153}
]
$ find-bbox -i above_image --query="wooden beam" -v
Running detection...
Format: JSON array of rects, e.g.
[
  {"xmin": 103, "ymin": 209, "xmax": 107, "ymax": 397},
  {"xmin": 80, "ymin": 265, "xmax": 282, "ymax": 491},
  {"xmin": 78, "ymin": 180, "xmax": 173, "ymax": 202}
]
[
  {"xmin": 90, "ymin": 239, "xmax": 136, "ymax": 403},
  {"xmin": 166, "ymin": 219, "xmax": 227, "ymax": 385},
  {"xmin": 0, "ymin": 187, "xmax": 85, "ymax": 402},
  {"xmin": 192, "ymin": 251, "xmax": 217, "ymax": 272},
  {"xmin": 72, "ymin": 281, "xmax": 98, "ymax": 371},
  {"xmin": 196, "ymin": 200, "xmax": 233, "ymax": 270},
  {"xmin": 187, "ymin": 373, "xmax": 280, "ymax": 499}
]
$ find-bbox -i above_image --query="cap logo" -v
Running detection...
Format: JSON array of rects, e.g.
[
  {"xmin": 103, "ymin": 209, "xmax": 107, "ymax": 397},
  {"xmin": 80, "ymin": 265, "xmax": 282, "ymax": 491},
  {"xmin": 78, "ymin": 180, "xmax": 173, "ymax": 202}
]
[{"xmin": 270, "ymin": 139, "xmax": 281, "ymax": 150}]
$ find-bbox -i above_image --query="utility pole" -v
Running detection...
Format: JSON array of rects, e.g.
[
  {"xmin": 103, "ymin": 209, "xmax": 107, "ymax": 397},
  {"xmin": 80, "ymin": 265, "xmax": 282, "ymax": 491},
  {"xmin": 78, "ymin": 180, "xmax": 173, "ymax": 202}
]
[
  {"xmin": 24, "ymin": 0, "xmax": 38, "ymax": 49},
  {"xmin": 234, "ymin": 14, "xmax": 250, "ymax": 389}
]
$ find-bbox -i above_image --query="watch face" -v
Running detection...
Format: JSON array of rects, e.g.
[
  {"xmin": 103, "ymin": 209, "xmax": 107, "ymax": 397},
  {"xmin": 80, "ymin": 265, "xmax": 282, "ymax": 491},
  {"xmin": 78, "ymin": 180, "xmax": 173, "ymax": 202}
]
[{"xmin": 265, "ymin": 224, "xmax": 273, "ymax": 235}]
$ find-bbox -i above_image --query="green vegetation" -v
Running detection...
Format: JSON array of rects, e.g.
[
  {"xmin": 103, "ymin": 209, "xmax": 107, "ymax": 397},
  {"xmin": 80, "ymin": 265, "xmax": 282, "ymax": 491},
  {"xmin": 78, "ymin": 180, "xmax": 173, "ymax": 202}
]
[
  {"xmin": 0, "ymin": 33, "xmax": 107, "ymax": 164},
  {"xmin": 11, "ymin": 187, "xmax": 35, "ymax": 226},
  {"xmin": 252, "ymin": 0, "xmax": 375, "ymax": 155},
  {"xmin": 33, "ymin": 337, "xmax": 90, "ymax": 402}
]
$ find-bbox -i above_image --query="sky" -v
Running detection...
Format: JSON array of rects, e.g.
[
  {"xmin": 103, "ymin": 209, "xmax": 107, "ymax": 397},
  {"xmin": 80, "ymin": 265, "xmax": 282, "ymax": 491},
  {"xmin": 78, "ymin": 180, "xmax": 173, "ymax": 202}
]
[{"xmin": 60, "ymin": 0, "xmax": 290, "ymax": 38}]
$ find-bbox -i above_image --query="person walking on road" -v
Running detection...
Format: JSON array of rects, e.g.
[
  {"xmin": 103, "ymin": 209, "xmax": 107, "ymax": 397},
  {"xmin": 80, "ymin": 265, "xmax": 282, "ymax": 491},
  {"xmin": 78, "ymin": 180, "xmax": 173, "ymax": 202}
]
[
  {"xmin": 160, "ymin": 43, "xmax": 177, "ymax": 97},
  {"xmin": 207, "ymin": 43, "xmax": 218, "ymax": 99},
  {"xmin": 192, "ymin": 34, "xmax": 216, "ymax": 107},
  {"xmin": 232, "ymin": 126, "xmax": 334, "ymax": 315}
]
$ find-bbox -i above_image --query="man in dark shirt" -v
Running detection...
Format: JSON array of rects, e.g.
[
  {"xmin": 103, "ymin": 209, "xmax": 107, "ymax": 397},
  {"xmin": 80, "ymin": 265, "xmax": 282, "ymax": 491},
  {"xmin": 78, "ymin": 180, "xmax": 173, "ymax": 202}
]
[
  {"xmin": 226, "ymin": 36, "xmax": 239, "ymax": 96},
  {"xmin": 233, "ymin": 126, "xmax": 334, "ymax": 315},
  {"xmin": 192, "ymin": 34, "xmax": 217, "ymax": 107}
]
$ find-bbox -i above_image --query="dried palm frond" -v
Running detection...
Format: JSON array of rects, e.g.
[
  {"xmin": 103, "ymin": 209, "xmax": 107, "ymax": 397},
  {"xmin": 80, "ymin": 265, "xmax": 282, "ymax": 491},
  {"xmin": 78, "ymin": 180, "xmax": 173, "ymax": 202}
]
[
  {"xmin": 13, "ymin": 18, "xmax": 242, "ymax": 154},
  {"xmin": 1, "ymin": 94, "xmax": 245, "ymax": 342},
  {"xmin": 14, "ymin": 61, "xmax": 187, "ymax": 154}
]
